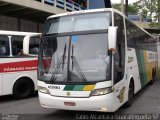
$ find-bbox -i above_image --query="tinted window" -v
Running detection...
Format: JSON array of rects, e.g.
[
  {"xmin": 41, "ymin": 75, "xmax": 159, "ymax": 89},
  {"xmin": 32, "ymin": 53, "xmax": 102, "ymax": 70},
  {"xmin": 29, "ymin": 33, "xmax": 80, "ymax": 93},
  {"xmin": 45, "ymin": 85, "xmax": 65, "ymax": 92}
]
[
  {"xmin": 44, "ymin": 12, "xmax": 111, "ymax": 34},
  {"xmin": 0, "ymin": 35, "xmax": 10, "ymax": 57},
  {"xmin": 11, "ymin": 36, "xmax": 24, "ymax": 56},
  {"xmin": 29, "ymin": 36, "xmax": 40, "ymax": 55},
  {"xmin": 114, "ymin": 13, "xmax": 125, "ymax": 84},
  {"xmin": 126, "ymin": 19, "xmax": 156, "ymax": 51},
  {"xmin": 39, "ymin": 33, "xmax": 111, "ymax": 83}
]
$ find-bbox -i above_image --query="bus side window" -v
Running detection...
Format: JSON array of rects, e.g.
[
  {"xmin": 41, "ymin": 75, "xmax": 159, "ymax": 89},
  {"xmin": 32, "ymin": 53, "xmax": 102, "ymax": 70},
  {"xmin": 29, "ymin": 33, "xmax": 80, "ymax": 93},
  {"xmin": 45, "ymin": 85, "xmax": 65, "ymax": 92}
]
[
  {"xmin": 11, "ymin": 36, "xmax": 24, "ymax": 56},
  {"xmin": 0, "ymin": 35, "xmax": 10, "ymax": 57},
  {"xmin": 30, "ymin": 47, "xmax": 39, "ymax": 54},
  {"xmin": 12, "ymin": 45, "xmax": 22, "ymax": 56},
  {"xmin": 0, "ymin": 46, "xmax": 7, "ymax": 56},
  {"xmin": 29, "ymin": 36, "xmax": 40, "ymax": 55},
  {"xmin": 114, "ymin": 13, "xmax": 125, "ymax": 84}
]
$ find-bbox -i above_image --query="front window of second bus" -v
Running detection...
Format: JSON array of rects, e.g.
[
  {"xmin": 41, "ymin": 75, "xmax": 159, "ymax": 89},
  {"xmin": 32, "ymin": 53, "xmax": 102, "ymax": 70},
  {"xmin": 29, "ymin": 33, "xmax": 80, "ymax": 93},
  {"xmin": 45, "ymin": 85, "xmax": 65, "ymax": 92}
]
[
  {"xmin": 38, "ymin": 12, "xmax": 112, "ymax": 83},
  {"xmin": 29, "ymin": 36, "xmax": 41, "ymax": 55}
]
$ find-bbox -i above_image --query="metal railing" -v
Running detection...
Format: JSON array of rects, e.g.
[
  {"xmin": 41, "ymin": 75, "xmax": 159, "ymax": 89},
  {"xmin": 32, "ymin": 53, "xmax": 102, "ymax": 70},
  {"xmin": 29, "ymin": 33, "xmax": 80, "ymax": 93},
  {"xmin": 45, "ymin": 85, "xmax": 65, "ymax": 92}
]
[{"xmin": 35, "ymin": 0, "xmax": 86, "ymax": 12}]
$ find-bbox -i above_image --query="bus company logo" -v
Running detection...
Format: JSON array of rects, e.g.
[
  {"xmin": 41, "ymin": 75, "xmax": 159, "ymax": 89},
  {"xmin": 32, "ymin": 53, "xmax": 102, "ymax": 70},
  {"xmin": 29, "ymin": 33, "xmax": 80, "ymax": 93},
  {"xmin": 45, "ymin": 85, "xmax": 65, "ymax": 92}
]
[
  {"xmin": 117, "ymin": 86, "xmax": 126, "ymax": 103},
  {"xmin": 128, "ymin": 56, "xmax": 134, "ymax": 63},
  {"xmin": 0, "ymin": 60, "xmax": 38, "ymax": 73},
  {"xmin": 48, "ymin": 85, "xmax": 60, "ymax": 89},
  {"xmin": 4, "ymin": 66, "xmax": 37, "ymax": 72}
]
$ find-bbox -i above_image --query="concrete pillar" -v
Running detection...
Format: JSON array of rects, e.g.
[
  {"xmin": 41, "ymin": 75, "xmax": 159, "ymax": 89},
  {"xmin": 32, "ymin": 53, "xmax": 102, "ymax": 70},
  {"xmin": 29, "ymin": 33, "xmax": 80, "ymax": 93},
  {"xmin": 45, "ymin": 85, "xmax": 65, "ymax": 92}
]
[
  {"xmin": 72, "ymin": 2, "xmax": 74, "ymax": 11},
  {"xmin": 140, "ymin": 13, "xmax": 143, "ymax": 22},
  {"xmin": 54, "ymin": 0, "xmax": 57, "ymax": 7},
  {"xmin": 121, "ymin": 0, "xmax": 124, "ymax": 14},
  {"xmin": 125, "ymin": 0, "xmax": 128, "ymax": 16},
  {"xmin": 87, "ymin": 0, "xmax": 89, "ymax": 9},
  {"xmin": 18, "ymin": 18, "xmax": 20, "ymax": 31},
  {"xmin": 37, "ymin": 22, "xmax": 39, "ymax": 32},
  {"xmin": 64, "ymin": 0, "xmax": 66, "ymax": 11}
]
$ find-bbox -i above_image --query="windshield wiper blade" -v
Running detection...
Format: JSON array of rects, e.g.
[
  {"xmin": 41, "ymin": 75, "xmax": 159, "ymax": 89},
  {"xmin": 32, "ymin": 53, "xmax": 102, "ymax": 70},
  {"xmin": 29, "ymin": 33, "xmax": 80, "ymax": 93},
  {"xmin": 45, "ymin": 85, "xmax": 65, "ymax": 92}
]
[
  {"xmin": 71, "ymin": 56, "xmax": 87, "ymax": 82},
  {"xmin": 62, "ymin": 44, "xmax": 66, "ymax": 70},
  {"xmin": 71, "ymin": 45, "xmax": 87, "ymax": 82},
  {"xmin": 71, "ymin": 45, "xmax": 74, "ymax": 70},
  {"xmin": 50, "ymin": 56, "xmax": 63, "ymax": 83},
  {"xmin": 50, "ymin": 44, "xmax": 66, "ymax": 83}
]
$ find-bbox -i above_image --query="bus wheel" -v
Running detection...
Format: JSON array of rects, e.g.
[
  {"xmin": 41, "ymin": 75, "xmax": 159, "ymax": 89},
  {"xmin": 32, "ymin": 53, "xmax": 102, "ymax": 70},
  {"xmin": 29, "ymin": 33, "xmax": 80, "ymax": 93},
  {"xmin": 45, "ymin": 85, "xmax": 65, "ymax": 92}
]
[
  {"xmin": 13, "ymin": 78, "xmax": 34, "ymax": 99},
  {"xmin": 123, "ymin": 80, "xmax": 134, "ymax": 108},
  {"xmin": 149, "ymin": 69, "xmax": 156, "ymax": 85}
]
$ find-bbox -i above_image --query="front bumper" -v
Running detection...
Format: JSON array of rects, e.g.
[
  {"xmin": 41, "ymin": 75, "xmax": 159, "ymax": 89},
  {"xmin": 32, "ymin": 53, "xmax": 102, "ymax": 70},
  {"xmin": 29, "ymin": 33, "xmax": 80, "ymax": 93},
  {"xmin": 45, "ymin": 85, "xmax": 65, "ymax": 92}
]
[{"xmin": 38, "ymin": 92, "xmax": 116, "ymax": 112}]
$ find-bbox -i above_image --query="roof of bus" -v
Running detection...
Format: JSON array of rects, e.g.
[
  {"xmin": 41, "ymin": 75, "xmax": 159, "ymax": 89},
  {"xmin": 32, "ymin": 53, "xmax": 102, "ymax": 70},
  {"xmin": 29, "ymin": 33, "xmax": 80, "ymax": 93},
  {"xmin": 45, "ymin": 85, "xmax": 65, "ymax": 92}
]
[
  {"xmin": 0, "ymin": 30, "xmax": 41, "ymax": 36},
  {"xmin": 47, "ymin": 8, "xmax": 154, "ymax": 38},
  {"xmin": 47, "ymin": 8, "xmax": 124, "ymax": 19}
]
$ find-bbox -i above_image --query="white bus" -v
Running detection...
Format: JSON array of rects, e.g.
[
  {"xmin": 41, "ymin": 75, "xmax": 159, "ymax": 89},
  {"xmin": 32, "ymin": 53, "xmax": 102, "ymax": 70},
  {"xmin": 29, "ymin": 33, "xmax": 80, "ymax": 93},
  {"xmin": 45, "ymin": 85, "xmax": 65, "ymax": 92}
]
[
  {"xmin": 37, "ymin": 8, "xmax": 158, "ymax": 112},
  {"xmin": 0, "ymin": 30, "xmax": 41, "ymax": 98}
]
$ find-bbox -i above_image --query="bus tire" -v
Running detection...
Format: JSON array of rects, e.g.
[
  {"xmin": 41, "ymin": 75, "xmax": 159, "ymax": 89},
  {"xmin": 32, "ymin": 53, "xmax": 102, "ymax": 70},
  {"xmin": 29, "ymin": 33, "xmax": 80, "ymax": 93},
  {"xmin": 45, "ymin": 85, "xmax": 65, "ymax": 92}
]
[
  {"xmin": 13, "ymin": 78, "xmax": 34, "ymax": 99},
  {"xmin": 149, "ymin": 68, "xmax": 156, "ymax": 85},
  {"xmin": 123, "ymin": 80, "xmax": 134, "ymax": 108}
]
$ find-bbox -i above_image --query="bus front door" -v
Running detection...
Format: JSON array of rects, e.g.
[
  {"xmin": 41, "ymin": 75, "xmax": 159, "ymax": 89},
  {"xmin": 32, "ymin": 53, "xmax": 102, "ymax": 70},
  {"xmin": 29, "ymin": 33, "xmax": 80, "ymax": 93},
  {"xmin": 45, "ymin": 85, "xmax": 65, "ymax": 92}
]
[{"xmin": 113, "ymin": 44, "xmax": 127, "ymax": 108}]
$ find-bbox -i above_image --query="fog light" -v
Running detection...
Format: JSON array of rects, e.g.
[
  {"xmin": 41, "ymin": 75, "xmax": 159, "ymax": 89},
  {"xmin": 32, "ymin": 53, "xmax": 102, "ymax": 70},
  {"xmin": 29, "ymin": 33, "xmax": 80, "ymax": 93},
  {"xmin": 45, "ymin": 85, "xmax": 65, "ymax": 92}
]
[
  {"xmin": 42, "ymin": 104, "xmax": 49, "ymax": 108},
  {"xmin": 99, "ymin": 108, "xmax": 108, "ymax": 111}
]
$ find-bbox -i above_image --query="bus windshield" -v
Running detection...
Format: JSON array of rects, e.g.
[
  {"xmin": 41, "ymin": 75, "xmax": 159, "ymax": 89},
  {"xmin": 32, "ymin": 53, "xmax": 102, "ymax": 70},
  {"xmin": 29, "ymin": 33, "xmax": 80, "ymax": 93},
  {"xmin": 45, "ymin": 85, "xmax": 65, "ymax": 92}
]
[
  {"xmin": 38, "ymin": 12, "xmax": 112, "ymax": 84},
  {"xmin": 43, "ymin": 12, "xmax": 111, "ymax": 34}
]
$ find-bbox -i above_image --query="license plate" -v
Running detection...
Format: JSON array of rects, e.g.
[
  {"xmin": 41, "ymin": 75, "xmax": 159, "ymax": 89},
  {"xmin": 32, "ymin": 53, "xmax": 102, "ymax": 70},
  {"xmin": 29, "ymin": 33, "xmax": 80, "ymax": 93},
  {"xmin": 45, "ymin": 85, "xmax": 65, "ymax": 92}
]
[{"xmin": 64, "ymin": 102, "xmax": 76, "ymax": 106}]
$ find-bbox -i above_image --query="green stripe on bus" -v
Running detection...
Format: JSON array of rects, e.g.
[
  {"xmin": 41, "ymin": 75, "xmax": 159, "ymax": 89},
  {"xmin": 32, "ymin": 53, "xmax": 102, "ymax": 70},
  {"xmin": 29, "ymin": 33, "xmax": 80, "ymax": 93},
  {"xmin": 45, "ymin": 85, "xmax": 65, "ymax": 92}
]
[
  {"xmin": 73, "ymin": 85, "xmax": 84, "ymax": 91},
  {"xmin": 136, "ymin": 49, "xmax": 147, "ymax": 87},
  {"xmin": 64, "ymin": 85, "xmax": 75, "ymax": 91},
  {"xmin": 63, "ymin": 85, "xmax": 94, "ymax": 91},
  {"xmin": 139, "ymin": 50, "xmax": 147, "ymax": 87}
]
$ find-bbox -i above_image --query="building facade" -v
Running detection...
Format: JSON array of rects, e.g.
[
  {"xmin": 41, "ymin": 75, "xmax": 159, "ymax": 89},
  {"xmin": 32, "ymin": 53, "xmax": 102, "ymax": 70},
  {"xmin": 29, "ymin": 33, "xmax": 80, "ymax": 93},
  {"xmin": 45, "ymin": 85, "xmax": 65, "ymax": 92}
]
[
  {"xmin": 0, "ymin": 0, "xmax": 85, "ymax": 32},
  {"xmin": 0, "ymin": 0, "xmax": 111, "ymax": 32}
]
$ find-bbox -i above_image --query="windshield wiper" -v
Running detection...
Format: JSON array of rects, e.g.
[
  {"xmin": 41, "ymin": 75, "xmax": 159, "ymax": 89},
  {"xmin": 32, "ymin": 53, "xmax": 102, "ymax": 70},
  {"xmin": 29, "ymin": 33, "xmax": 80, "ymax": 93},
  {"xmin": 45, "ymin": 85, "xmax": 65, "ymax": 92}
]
[
  {"xmin": 71, "ymin": 45, "xmax": 74, "ymax": 70},
  {"xmin": 50, "ymin": 43, "xmax": 87, "ymax": 83},
  {"xmin": 62, "ymin": 44, "xmax": 66, "ymax": 69},
  {"xmin": 50, "ymin": 44, "xmax": 66, "ymax": 83},
  {"xmin": 71, "ymin": 45, "xmax": 87, "ymax": 82},
  {"xmin": 50, "ymin": 56, "xmax": 63, "ymax": 83}
]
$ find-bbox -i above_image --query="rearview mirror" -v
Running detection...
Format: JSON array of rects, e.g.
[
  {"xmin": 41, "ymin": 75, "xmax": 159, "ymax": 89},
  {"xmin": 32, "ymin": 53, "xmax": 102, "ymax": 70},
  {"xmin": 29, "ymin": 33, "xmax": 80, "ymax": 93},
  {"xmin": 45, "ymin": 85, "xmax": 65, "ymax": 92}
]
[
  {"xmin": 23, "ymin": 34, "xmax": 41, "ymax": 56},
  {"xmin": 108, "ymin": 26, "xmax": 117, "ymax": 52}
]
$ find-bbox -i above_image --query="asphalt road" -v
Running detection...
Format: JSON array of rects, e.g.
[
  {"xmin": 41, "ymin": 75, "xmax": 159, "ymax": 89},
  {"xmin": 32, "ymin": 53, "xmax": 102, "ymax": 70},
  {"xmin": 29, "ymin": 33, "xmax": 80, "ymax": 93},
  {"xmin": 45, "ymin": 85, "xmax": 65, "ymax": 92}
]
[{"xmin": 0, "ymin": 72, "xmax": 160, "ymax": 120}]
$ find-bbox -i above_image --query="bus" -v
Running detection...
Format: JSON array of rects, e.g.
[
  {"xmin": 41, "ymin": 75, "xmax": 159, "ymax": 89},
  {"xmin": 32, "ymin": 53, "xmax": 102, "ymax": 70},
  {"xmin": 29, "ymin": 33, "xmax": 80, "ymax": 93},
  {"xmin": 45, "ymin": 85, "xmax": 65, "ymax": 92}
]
[
  {"xmin": 0, "ymin": 30, "xmax": 41, "ymax": 98},
  {"xmin": 37, "ymin": 8, "xmax": 158, "ymax": 112}
]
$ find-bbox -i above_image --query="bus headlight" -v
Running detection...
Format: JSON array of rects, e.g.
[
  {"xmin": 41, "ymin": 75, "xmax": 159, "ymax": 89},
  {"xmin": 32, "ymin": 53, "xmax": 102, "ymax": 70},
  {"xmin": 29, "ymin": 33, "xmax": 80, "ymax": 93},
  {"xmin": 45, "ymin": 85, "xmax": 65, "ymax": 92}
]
[
  {"xmin": 91, "ymin": 87, "xmax": 113, "ymax": 96},
  {"xmin": 38, "ymin": 86, "xmax": 50, "ymax": 94}
]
